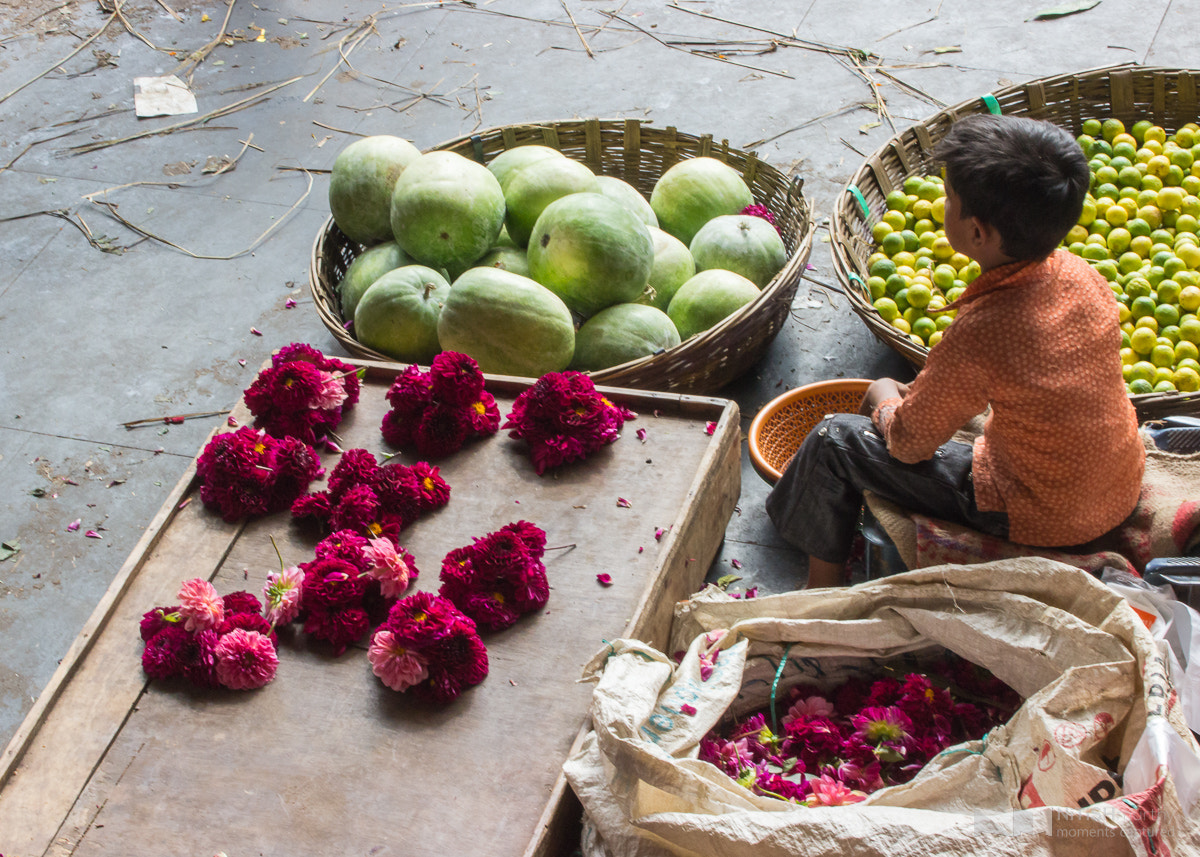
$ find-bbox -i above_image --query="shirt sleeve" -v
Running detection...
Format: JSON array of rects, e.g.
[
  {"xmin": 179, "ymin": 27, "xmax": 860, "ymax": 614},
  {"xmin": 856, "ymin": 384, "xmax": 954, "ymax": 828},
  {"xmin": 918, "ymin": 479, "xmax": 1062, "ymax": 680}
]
[{"xmin": 877, "ymin": 315, "xmax": 992, "ymax": 464}]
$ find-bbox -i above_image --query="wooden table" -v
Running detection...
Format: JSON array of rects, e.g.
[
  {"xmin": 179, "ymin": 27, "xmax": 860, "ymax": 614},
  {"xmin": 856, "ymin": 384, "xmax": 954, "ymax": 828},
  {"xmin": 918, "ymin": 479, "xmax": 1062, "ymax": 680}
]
[{"xmin": 0, "ymin": 360, "xmax": 740, "ymax": 857}]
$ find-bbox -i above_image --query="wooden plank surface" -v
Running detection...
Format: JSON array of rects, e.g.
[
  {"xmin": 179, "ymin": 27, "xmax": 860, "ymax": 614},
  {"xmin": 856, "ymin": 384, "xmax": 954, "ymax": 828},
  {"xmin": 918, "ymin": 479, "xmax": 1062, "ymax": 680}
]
[{"xmin": 0, "ymin": 361, "xmax": 739, "ymax": 857}]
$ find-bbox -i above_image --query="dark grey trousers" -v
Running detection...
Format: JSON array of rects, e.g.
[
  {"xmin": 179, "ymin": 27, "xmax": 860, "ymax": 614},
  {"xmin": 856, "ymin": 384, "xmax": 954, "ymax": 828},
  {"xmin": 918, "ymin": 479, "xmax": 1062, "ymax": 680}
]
[{"xmin": 765, "ymin": 413, "xmax": 1010, "ymax": 563}]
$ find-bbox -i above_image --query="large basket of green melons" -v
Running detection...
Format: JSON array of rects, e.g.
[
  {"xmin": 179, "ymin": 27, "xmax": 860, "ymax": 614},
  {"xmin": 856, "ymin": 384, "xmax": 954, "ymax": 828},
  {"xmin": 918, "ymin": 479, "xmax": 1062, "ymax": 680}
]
[
  {"xmin": 831, "ymin": 63, "xmax": 1200, "ymax": 419},
  {"xmin": 310, "ymin": 117, "xmax": 813, "ymax": 394}
]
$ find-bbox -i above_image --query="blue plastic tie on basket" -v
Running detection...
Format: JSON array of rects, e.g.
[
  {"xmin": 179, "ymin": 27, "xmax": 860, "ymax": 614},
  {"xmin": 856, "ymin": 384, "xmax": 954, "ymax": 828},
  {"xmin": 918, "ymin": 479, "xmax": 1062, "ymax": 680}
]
[
  {"xmin": 768, "ymin": 643, "xmax": 794, "ymax": 735},
  {"xmin": 848, "ymin": 185, "xmax": 870, "ymax": 220},
  {"xmin": 981, "ymin": 94, "xmax": 1002, "ymax": 115}
]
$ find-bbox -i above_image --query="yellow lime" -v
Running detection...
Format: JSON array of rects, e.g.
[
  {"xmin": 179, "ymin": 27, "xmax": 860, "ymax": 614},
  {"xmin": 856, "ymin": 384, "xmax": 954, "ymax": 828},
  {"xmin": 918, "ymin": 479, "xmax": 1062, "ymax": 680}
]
[
  {"xmin": 1130, "ymin": 360, "xmax": 1157, "ymax": 383},
  {"xmin": 1136, "ymin": 315, "xmax": 1160, "ymax": 333},
  {"xmin": 1180, "ymin": 284, "xmax": 1200, "ymax": 310},
  {"xmin": 891, "ymin": 317, "xmax": 911, "ymax": 335},
  {"xmin": 882, "ymin": 210, "xmax": 907, "ymax": 231},
  {"xmin": 873, "ymin": 297, "xmax": 899, "ymax": 321},
  {"xmin": 931, "ymin": 236, "xmax": 955, "ymax": 260},
  {"xmin": 1102, "ymin": 118, "xmax": 1126, "ymax": 141},
  {"xmin": 1180, "ymin": 316, "xmax": 1200, "ymax": 343},
  {"xmin": 1107, "ymin": 227, "xmax": 1132, "ymax": 254},
  {"xmin": 1176, "ymin": 340, "xmax": 1200, "ymax": 362},
  {"xmin": 1158, "ymin": 278, "xmax": 1183, "ymax": 303},
  {"xmin": 1130, "ymin": 326, "xmax": 1158, "ymax": 355},
  {"xmin": 928, "ymin": 330, "xmax": 944, "ymax": 348},
  {"xmin": 1174, "ymin": 366, "xmax": 1200, "ymax": 392},
  {"xmin": 1151, "ymin": 343, "xmax": 1177, "ymax": 367},
  {"xmin": 1145, "ymin": 125, "xmax": 1167, "ymax": 145},
  {"xmin": 930, "ymin": 197, "xmax": 945, "ymax": 224},
  {"xmin": 1159, "ymin": 186, "xmax": 1186, "ymax": 210},
  {"xmin": 906, "ymin": 282, "xmax": 933, "ymax": 309}
]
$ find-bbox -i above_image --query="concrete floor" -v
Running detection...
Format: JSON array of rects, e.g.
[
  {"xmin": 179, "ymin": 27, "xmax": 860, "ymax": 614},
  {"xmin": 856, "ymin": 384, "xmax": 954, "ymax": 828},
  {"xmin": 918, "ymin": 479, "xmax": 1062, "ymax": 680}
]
[{"xmin": 1, "ymin": 0, "xmax": 1197, "ymax": 755}]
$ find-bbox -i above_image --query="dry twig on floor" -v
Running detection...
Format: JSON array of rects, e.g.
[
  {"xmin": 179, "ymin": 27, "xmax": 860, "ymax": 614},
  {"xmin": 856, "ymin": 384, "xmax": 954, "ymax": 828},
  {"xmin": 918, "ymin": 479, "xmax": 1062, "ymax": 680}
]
[
  {"xmin": 172, "ymin": 0, "xmax": 238, "ymax": 82},
  {"xmin": 304, "ymin": 16, "xmax": 378, "ymax": 103},
  {"xmin": 0, "ymin": 6, "xmax": 118, "ymax": 105},
  {"xmin": 560, "ymin": 0, "xmax": 594, "ymax": 58}
]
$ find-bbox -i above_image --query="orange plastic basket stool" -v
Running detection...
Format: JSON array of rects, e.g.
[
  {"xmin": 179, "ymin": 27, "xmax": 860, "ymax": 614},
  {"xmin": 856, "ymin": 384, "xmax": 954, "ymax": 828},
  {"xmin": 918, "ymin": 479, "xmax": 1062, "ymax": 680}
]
[
  {"xmin": 748, "ymin": 378, "xmax": 906, "ymax": 579},
  {"xmin": 748, "ymin": 379, "xmax": 873, "ymax": 484}
]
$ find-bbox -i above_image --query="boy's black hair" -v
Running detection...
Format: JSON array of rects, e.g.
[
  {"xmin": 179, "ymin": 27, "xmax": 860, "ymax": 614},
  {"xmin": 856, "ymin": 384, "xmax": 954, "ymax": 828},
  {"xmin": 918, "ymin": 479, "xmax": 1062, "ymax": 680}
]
[{"xmin": 932, "ymin": 114, "xmax": 1090, "ymax": 260}]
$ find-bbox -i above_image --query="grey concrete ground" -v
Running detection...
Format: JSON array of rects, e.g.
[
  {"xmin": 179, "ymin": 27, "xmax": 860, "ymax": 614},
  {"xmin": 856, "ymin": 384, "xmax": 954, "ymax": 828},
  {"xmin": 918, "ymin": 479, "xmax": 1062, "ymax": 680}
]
[{"xmin": 0, "ymin": 0, "xmax": 1196, "ymax": 754}]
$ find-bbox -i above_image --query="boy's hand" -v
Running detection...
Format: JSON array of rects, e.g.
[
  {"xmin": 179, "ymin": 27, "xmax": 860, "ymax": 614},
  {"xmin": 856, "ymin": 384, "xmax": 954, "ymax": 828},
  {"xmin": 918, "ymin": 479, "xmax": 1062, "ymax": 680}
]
[{"xmin": 859, "ymin": 377, "xmax": 908, "ymax": 416}]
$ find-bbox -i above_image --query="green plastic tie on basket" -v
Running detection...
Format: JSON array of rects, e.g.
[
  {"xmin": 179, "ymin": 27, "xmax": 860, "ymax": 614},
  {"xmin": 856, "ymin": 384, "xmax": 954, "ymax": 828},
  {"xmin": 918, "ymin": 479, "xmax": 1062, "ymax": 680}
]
[
  {"xmin": 981, "ymin": 94, "xmax": 1002, "ymax": 115},
  {"xmin": 848, "ymin": 184, "xmax": 870, "ymax": 219},
  {"xmin": 848, "ymin": 271, "xmax": 868, "ymax": 298},
  {"xmin": 768, "ymin": 643, "xmax": 794, "ymax": 735}
]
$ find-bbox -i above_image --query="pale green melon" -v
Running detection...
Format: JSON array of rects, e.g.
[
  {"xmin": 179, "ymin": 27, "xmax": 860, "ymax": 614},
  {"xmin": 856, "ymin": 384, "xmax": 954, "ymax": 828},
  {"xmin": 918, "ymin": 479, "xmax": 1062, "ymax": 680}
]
[
  {"xmin": 526, "ymin": 192, "xmax": 654, "ymax": 319},
  {"xmin": 337, "ymin": 241, "xmax": 409, "ymax": 319},
  {"xmin": 328, "ymin": 136, "xmax": 421, "ymax": 245},
  {"xmin": 667, "ymin": 269, "xmax": 760, "ymax": 340},
  {"xmin": 390, "ymin": 150, "xmax": 505, "ymax": 272},
  {"xmin": 649, "ymin": 157, "xmax": 753, "ymax": 246},
  {"xmin": 354, "ymin": 265, "xmax": 452, "ymax": 363},
  {"xmin": 595, "ymin": 175, "xmax": 658, "ymax": 228},
  {"xmin": 486, "ymin": 145, "xmax": 565, "ymax": 187},
  {"xmin": 468, "ymin": 245, "xmax": 531, "ymax": 278},
  {"xmin": 501, "ymin": 156, "xmax": 599, "ymax": 247},
  {"xmin": 437, "ymin": 267, "xmax": 575, "ymax": 377},
  {"xmin": 640, "ymin": 227, "xmax": 695, "ymax": 311},
  {"xmin": 690, "ymin": 214, "xmax": 788, "ymax": 288},
  {"xmin": 570, "ymin": 303, "xmax": 681, "ymax": 371}
]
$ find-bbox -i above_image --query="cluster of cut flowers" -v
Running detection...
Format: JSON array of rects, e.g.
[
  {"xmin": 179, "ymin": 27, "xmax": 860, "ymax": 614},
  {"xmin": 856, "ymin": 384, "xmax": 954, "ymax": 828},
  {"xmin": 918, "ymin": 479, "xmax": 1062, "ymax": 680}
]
[
  {"xmin": 244, "ymin": 342, "xmax": 362, "ymax": 445},
  {"xmin": 291, "ymin": 447, "xmax": 450, "ymax": 542},
  {"xmin": 381, "ymin": 351, "xmax": 500, "ymax": 459},
  {"xmin": 502, "ymin": 371, "xmax": 636, "ymax": 475},
  {"xmin": 140, "ymin": 579, "xmax": 280, "ymax": 691},
  {"xmin": 365, "ymin": 520, "xmax": 549, "ymax": 702},
  {"xmin": 196, "ymin": 427, "xmax": 323, "ymax": 523},
  {"xmin": 698, "ymin": 655, "xmax": 1021, "ymax": 806}
]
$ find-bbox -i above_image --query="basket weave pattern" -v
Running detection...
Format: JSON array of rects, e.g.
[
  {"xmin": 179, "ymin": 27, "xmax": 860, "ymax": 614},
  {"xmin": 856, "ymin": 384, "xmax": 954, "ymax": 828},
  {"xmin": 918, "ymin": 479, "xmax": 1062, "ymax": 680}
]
[
  {"xmin": 831, "ymin": 63, "xmax": 1200, "ymax": 419},
  {"xmin": 311, "ymin": 117, "xmax": 814, "ymax": 394}
]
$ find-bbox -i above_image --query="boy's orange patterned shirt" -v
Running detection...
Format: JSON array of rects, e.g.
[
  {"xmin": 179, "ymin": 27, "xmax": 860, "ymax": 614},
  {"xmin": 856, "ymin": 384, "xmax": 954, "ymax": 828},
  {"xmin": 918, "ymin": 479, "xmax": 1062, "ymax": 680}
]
[{"xmin": 874, "ymin": 249, "xmax": 1145, "ymax": 547}]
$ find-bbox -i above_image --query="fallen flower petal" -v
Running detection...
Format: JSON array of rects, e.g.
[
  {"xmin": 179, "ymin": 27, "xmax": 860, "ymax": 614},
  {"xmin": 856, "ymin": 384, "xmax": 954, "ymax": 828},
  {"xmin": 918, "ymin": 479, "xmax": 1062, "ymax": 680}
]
[
  {"xmin": 638, "ymin": 546, "xmax": 644, "ymax": 553},
  {"xmin": 731, "ymin": 558, "xmax": 743, "ymax": 569},
  {"xmin": 165, "ymin": 416, "xmax": 185, "ymax": 424},
  {"xmin": 250, "ymin": 327, "xmax": 263, "ymax": 336},
  {"xmin": 654, "ymin": 527, "xmax": 665, "ymax": 541},
  {"xmin": 67, "ymin": 519, "xmax": 81, "ymax": 532},
  {"xmin": 680, "ymin": 703, "xmax": 697, "ymax": 716},
  {"xmin": 636, "ymin": 428, "xmax": 647, "ymax": 442},
  {"xmin": 616, "ymin": 497, "xmax": 631, "ymax": 508},
  {"xmin": 85, "ymin": 530, "xmax": 102, "ymax": 539},
  {"xmin": 238, "ymin": 359, "xmax": 247, "ymax": 367},
  {"xmin": 705, "ymin": 421, "xmax": 716, "ymax": 435},
  {"xmin": 284, "ymin": 298, "xmax": 297, "ymax": 308},
  {"xmin": 596, "ymin": 573, "xmax": 613, "ymax": 586},
  {"xmin": 227, "ymin": 416, "xmax": 239, "ymax": 427}
]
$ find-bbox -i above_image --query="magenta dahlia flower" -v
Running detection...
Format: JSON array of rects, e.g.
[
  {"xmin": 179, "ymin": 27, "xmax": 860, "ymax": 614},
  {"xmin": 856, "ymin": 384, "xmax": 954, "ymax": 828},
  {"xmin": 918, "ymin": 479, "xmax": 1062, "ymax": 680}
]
[
  {"xmin": 141, "ymin": 625, "xmax": 192, "ymax": 680},
  {"xmin": 244, "ymin": 343, "xmax": 360, "ymax": 444},
  {"xmin": 196, "ymin": 427, "xmax": 321, "ymax": 523},
  {"xmin": 437, "ymin": 521, "xmax": 549, "ymax": 631},
  {"xmin": 372, "ymin": 591, "xmax": 488, "ymax": 703}
]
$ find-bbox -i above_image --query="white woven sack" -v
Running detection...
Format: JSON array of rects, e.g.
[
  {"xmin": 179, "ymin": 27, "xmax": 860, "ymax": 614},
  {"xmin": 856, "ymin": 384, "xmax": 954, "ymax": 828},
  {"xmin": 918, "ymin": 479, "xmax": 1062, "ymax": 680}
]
[{"xmin": 564, "ymin": 558, "xmax": 1200, "ymax": 857}]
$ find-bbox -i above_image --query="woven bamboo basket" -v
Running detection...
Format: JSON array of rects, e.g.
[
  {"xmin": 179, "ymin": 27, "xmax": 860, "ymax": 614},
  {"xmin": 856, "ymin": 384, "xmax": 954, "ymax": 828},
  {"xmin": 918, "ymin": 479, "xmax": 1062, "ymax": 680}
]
[
  {"xmin": 310, "ymin": 117, "xmax": 813, "ymax": 394},
  {"xmin": 831, "ymin": 63, "xmax": 1200, "ymax": 419}
]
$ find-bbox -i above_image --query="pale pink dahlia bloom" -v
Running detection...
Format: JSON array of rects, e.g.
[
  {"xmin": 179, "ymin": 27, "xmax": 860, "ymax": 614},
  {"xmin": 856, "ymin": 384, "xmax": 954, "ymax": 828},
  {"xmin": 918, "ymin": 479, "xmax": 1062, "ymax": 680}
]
[
  {"xmin": 263, "ymin": 566, "xmax": 305, "ymax": 625},
  {"xmin": 369, "ymin": 629, "xmax": 429, "ymax": 691},
  {"xmin": 213, "ymin": 628, "xmax": 279, "ymax": 690},
  {"xmin": 362, "ymin": 538, "xmax": 413, "ymax": 599},
  {"xmin": 313, "ymin": 370, "xmax": 350, "ymax": 410},
  {"xmin": 177, "ymin": 578, "xmax": 225, "ymax": 632}
]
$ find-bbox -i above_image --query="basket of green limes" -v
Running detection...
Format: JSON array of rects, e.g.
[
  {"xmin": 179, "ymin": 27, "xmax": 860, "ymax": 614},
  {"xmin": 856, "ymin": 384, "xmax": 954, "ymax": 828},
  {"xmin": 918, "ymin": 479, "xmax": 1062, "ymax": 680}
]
[{"xmin": 831, "ymin": 63, "xmax": 1200, "ymax": 420}]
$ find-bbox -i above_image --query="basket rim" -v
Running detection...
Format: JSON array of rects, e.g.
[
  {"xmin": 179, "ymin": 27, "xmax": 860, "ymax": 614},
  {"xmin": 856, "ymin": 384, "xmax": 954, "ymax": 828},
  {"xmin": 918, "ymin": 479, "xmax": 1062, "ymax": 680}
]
[
  {"xmin": 310, "ymin": 116, "xmax": 816, "ymax": 393},
  {"xmin": 828, "ymin": 64, "xmax": 1200, "ymax": 419},
  {"xmin": 748, "ymin": 378, "xmax": 873, "ymax": 483}
]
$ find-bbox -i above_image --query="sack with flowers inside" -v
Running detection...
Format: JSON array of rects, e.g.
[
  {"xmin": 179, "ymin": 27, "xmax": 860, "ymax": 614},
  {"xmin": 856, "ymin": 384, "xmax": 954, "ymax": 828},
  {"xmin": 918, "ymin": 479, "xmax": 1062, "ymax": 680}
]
[{"xmin": 563, "ymin": 558, "xmax": 1200, "ymax": 857}]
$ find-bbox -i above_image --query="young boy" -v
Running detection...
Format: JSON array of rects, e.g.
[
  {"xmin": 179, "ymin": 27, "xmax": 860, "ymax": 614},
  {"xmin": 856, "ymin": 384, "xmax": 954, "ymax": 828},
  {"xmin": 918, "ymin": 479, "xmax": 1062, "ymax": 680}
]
[{"xmin": 767, "ymin": 114, "xmax": 1146, "ymax": 589}]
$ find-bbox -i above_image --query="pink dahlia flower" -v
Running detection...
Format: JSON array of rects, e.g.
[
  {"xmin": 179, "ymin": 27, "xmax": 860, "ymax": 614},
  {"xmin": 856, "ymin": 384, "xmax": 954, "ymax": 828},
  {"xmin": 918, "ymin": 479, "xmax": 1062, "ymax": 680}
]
[
  {"xmin": 214, "ymin": 628, "xmax": 279, "ymax": 690},
  {"xmin": 263, "ymin": 566, "xmax": 305, "ymax": 625},
  {"xmin": 368, "ymin": 629, "xmax": 430, "ymax": 691},
  {"xmin": 177, "ymin": 578, "xmax": 225, "ymax": 632},
  {"xmin": 363, "ymin": 537, "xmax": 417, "ymax": 599}
]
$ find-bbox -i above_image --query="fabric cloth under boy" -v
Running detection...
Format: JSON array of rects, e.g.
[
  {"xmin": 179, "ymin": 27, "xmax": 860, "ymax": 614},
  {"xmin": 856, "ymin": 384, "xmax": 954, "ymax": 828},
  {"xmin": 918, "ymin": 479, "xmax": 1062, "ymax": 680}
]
[
  {"xmin": 873, "ymin": 249, "xmax": 1144, "ymax": 547},
  {"xmin": 765, "ymin": 413, "xmax": 1010, "ymax": 563}
]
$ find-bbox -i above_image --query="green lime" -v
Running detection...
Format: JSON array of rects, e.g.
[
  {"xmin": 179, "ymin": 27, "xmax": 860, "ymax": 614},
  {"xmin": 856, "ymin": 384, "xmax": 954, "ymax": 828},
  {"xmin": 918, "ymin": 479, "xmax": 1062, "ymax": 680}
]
[{"xmin": 1128, "ymin": 378, "xmax": 1154, "ymax": 394}]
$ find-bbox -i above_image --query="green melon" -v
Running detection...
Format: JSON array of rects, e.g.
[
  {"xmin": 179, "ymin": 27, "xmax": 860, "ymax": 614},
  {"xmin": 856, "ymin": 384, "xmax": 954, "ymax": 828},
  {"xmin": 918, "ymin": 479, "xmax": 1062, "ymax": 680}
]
[
  {"xmin": 649, "ymin": 157, "xmax": 754, "ymax": 246},
  {"xmin": 468, "ymin": 245, "xmax": 531, "ymax": 278},
  {"xmin": 486, "ymin": 145, "xmax": 565, "ymax": 187},
  {"xmin": 390, "ymin": 150, "xmax": 505, "ymax": 272},
  {"xmin": 526, "ymin": 192, "xmax": 654, "ymax": 319},
  {"xmin": 501, "ymin": 156, "xmax": 599, "ymax": 247},
  {"xmin": 690, "ymin": 214, "xmax": 788, "ymax": 288},
  {"xmin": 328, "ymin": 136, "xmax": 422, "ymax": 245},
  {"xmin": 337, "ymin": 241, "xmax": 410, "ymax": 319},
  {"xmin": 570, "ymin": 303, "xmax": 681, "ymax": 371},
  {"xmin": 437, "ymin": 267, "xmax": 575, "ymax": 377},
  {"xmin": 354, "ymin": 265, "xmax": 452, "ymax": 363},
  {"xmin": 640, "ymin": 226, "xmax": 695, "ymax": 311},
  {"xmin": 667, "ymin": 269, "xmax": 760, "ymax": 340},
  {"xmin": 595, "ymin": 175, "xmax": 658, "ymax": 228}
]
